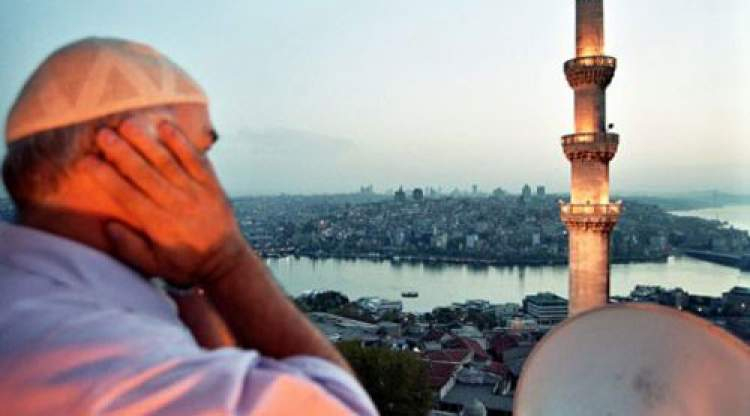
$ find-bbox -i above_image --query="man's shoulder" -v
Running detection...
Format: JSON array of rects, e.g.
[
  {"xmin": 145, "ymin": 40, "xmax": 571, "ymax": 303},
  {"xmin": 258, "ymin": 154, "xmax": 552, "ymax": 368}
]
[
  {"xmin": 0, "ymin": 261, "xmax": 83, "ymax": 317},
  {"xmin": 0, "ymin": 260, "xmax": 188, "ymax": 352}
]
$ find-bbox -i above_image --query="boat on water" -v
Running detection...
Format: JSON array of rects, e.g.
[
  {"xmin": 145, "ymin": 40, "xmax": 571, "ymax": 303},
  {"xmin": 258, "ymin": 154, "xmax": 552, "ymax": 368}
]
[{"xmin": 401, "ymin": 291, "xmax": 419, "ymax": 298}]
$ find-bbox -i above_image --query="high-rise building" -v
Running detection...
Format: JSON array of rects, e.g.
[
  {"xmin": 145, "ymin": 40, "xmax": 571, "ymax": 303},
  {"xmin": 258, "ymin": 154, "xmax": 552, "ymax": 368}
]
[
  {"xmin": 536, "ymin": 186, "xmax": 546, "ymax": 197},
  {"xmin": 394, "ymin": 186, "xmax": 407, "ymax": 202},
  {"xmin": 491, "ymin": 187, "xmax": 507, "ymax": 198},
  {"xmin": 521, "ymin": 184, "xmax": 532, "ymax": 199},
  {"xmin": 413, "ymin": 188, "xmax": 424, "ymax": 201},
  {"xmin": 560, "ymin": 0, "xmax": 621, "ymax": 316}
]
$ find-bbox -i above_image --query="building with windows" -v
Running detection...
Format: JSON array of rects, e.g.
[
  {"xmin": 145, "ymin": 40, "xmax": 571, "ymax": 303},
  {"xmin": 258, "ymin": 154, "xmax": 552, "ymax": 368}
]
[
  {"xmin": 722, "ymin": 286, "xmax": 750, "ymax": 316},
  {"xmin": 523, "ymin": 292, "xmax": 568, "ymax": 326},
  {"xmin": 521, "ymin": 184, "xmax": 532, "ymax": 199},
  {"xmin": 395, "ymin": 186, "xmax": 407, "ymax": 202},
  {"xmin": 413, "ymin": 188, "xmax": 425, "ymax": 201}
]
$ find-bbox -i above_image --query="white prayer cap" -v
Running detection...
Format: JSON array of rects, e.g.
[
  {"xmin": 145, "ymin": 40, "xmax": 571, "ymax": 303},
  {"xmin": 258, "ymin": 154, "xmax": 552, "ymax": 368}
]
[{"xmin": 5, "ymin": 37, "xmax": 208, "ymax": 143}]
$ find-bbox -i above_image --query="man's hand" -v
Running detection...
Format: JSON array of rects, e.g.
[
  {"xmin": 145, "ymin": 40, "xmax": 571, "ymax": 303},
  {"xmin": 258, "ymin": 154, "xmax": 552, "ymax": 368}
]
[
  {"xmin": 169, "ymin": 288, "xmax": 238, "ymax": 348},
  {"xmin": 86, "ymin": 115, "xmax": 355, "ymax": 373},
  {"xmin": 83, "ymin": 116, "xmax": 247, "ymax": 286}
]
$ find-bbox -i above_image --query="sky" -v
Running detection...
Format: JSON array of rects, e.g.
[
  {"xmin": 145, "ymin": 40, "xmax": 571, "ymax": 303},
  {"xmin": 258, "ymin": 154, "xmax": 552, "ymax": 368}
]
[{"xmin": 1, "ymin": 0, "xmax": 748, "ymax": 196}]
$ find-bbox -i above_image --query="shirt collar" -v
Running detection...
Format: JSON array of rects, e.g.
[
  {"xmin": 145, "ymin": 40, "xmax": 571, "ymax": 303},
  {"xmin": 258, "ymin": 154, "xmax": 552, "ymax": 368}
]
[{"xmin": 0, "ymin": 221, "xmax": 177, "ymax": 321}]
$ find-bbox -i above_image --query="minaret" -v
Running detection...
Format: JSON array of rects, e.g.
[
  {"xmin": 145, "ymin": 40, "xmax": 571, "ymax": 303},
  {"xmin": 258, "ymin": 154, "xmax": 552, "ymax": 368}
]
[{"xmin": 561, "ymin": 0, "xmax": 621, "ymax": 316}]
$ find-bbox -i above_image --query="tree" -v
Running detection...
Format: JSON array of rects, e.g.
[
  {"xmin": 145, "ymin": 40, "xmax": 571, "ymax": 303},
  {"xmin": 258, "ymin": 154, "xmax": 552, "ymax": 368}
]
[
  {"xmin": 306, "ymin": 290, "xmax": 350, "ymax": 312},
  {"xmin": 337, "ymin": 341, "xmax": 433, "ymax": 416},
  {"xmin": 467, "ymin": 310, "xmax": 498, "ymax": 331}
]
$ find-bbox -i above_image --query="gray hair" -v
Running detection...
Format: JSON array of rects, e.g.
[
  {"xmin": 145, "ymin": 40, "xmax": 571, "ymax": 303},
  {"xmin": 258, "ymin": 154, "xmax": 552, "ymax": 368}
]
[{"xmin": 2, "ymin": 106, "xmax": 170, "ymax": 211}]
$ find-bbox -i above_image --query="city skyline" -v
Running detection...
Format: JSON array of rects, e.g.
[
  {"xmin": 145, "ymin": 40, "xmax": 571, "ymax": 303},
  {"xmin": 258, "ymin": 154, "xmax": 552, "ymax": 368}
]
[{"xmin": 1, "ymin": 0, "xmax": 748, "ymax": 196}]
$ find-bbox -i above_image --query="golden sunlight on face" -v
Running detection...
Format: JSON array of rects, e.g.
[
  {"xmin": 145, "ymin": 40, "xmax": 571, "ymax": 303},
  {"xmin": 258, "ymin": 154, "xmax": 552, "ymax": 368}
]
[
  {"xmin": 55, "ymin": 103, "xmax": 217, "ymax": 240},
  {"xmin": 130, "ymin": 103, "xmax": 215, "ymax": 155},
  {"xmin": 170, "ymin": 103, "xmax": 216, "ymax": 154}
]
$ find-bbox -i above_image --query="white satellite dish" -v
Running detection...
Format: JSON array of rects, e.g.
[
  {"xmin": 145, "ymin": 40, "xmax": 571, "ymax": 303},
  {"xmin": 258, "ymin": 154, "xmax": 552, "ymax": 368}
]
[{"xmin": 514, "ymin": 303, "xmax": 750, "ymax": 416}]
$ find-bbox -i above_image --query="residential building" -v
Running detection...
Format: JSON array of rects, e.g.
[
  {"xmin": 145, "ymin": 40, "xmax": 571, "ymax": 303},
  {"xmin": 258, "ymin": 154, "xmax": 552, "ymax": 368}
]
[{"xmin": 523, "ymin": 292, "xmax": 568, "ymax": 326}]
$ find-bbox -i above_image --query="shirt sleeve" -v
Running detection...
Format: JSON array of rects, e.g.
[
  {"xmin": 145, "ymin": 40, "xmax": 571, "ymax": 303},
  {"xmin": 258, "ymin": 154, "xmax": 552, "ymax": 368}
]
[
  {"xmin": 0, "ymin": 298, "xmax": 379, "ymax": 416},
  {"xmin": 264, "ymin": 355, "xmax": 378, "ymax": 416},
  {"xmin": 85, "ymin": 346, "xmax": 380, "ymax": 416}
]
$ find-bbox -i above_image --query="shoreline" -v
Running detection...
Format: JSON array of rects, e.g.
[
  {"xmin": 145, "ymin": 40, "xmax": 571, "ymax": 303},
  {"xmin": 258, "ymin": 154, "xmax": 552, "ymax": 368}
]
[
  {"xmin": 667, "ymin": 203, "xmax": 750, "ymax": 233},
  {"xmin": 260, "ymin": 252, "xmax": 669, "ymax": 268},
  {"xmin": 267, "ymin": 254, "xmax": 746, "ymax": 313}
]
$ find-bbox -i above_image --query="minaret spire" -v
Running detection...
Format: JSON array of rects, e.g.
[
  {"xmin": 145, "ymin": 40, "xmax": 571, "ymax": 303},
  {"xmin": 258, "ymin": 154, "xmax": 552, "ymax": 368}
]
[{"xmin": 561, "ymin": 0, "xmax": 621, "ymax": 316}]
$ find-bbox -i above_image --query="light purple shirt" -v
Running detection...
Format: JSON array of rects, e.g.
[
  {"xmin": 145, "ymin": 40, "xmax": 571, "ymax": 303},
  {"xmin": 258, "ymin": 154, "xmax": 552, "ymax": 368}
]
[{"xmin": 0, "ymin": 222, "xmax": 378, "ymax": 415}]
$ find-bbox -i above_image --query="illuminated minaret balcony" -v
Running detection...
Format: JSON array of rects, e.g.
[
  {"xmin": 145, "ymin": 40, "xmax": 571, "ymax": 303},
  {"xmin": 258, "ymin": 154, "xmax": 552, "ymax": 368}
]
[
  {"xmin": 561, "ymin": 132, "xmax": 618, "ymax": 163},
  {"xmin": 560, "ymin": 201, "xmax": 621, "ymax": 232},
  {"xmin": 564, "ymin": 56, "xmax": 616, "ymax": 89}
]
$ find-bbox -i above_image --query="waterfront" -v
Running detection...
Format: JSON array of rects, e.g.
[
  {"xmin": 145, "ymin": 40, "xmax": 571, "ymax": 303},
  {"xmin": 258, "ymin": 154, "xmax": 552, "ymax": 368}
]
[
  {"xmin": 670, "ymin": 204, "xmax": 750, "ymax": 232},
  {"xmin": 268, "ymin": 255, "xmax": 750, "ymax": 312}
]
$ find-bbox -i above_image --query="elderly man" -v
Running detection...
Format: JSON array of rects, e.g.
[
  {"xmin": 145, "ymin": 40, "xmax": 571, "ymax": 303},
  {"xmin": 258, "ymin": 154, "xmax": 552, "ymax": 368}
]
[{"xmin": 0, "ymin": 37, "xmax": 377, "ymax": 415}]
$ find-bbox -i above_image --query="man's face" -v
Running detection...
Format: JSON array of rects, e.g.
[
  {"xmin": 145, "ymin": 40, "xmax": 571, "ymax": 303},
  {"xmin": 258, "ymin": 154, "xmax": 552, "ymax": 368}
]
[
  {"xmin": 108, "ymin": 103, "xmax": 215, "ymax": 156},
  {"xmin": 169, "ymin": 103, "xmax": 217, "ymax": 154}
]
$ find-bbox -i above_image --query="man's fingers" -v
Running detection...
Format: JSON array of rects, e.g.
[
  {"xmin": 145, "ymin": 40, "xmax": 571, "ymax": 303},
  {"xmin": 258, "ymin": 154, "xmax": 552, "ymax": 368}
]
[
  {"xmin": 158, "ymin": 122, "xmax": 216, "ymax": 186},
  {"xmin": 106, "ymin": 221, "xmax": 159, "ymax": 277},
  {"xmin": 95, "ymin": 129, "xmax": 178, "ymax": 206},
  {"xmin": 80, "ymin": 155, "xmax": 159, "ymax": 220},
  {"xmin": 118, "ymin": 118, "xmax": 191, "ymax": 189},
  {"xmin": 171, "ymin": 291, "xmax": 238, "ymax": 348}
]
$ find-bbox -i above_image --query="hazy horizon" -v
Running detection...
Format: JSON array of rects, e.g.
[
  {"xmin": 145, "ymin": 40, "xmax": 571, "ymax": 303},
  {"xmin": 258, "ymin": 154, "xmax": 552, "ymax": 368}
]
[
  {"xmin": 1, "ymin": 1, "xmax": 748, "ymax": 197},
  {"xmin": 225, "ymin": 189, "xmax": 750, "ymax": 199}
]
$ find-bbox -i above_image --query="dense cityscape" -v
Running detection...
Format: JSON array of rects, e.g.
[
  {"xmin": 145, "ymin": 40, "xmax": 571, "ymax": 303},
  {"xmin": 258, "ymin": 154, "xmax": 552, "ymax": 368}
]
[
  {"xmin": 296, "ymin": 284, "xmax": 750, "ymax": 415},
  {"xmin": 2, "ymin": 189, "xmax": 747, "ymax": 271},
  {"xmin": 233, "ymin": 188, "xmax": 750, "ymax": 414},
  {"xmin": 233, "ymin": 187, "xmax": 750, "ymax": 271}
]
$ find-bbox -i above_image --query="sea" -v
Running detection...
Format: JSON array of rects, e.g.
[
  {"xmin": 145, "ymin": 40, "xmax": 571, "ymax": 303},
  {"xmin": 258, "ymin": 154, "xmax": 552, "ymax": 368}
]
[
  {"xmin": 267, "ymin": 204, "xmax": 750, "ymax": 312},
  {"xmin": 669, "ymin": 204, "xmax": 750, "ymax": 232}
]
